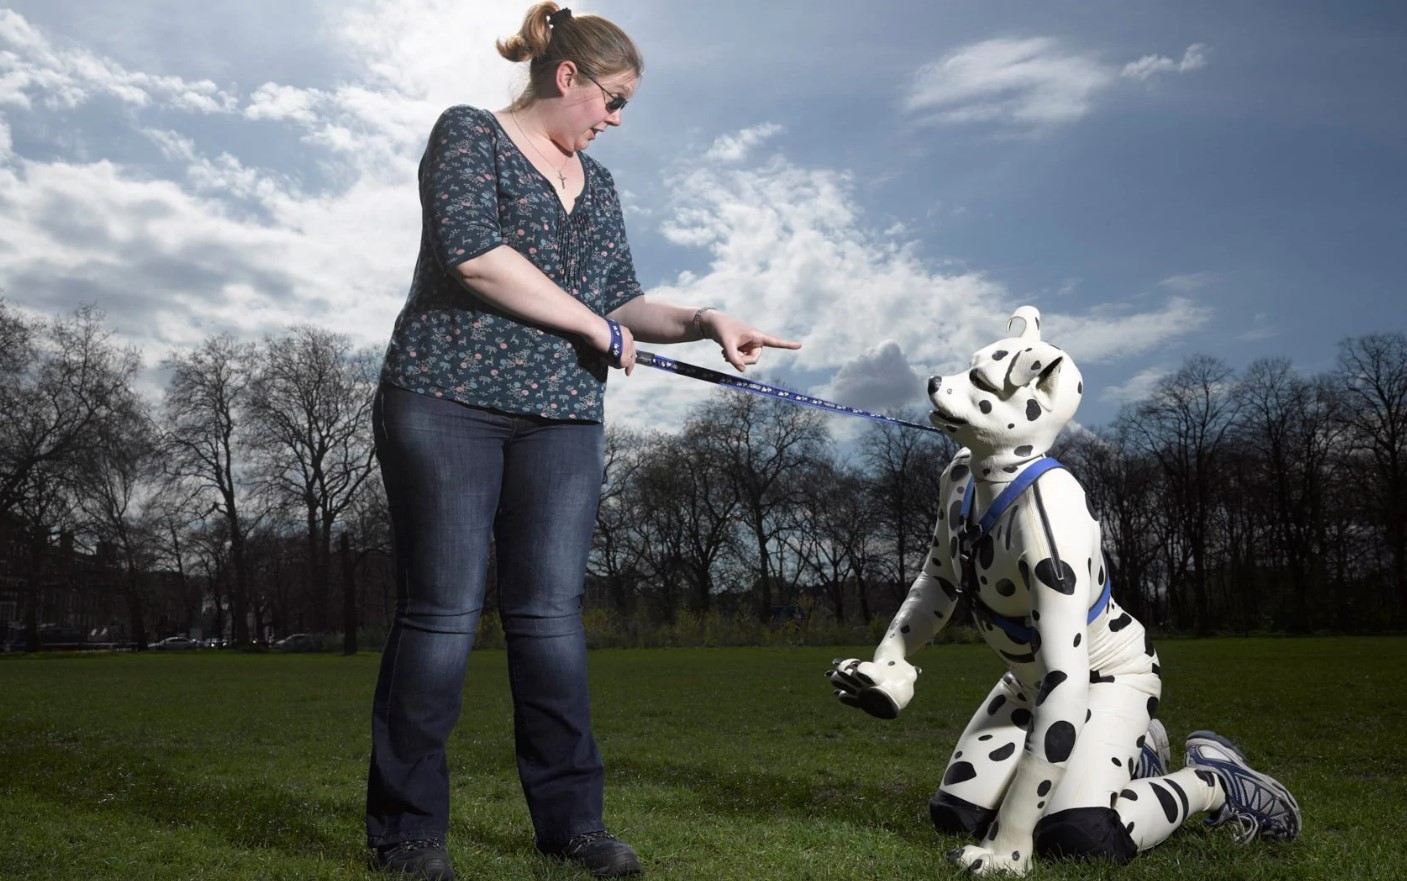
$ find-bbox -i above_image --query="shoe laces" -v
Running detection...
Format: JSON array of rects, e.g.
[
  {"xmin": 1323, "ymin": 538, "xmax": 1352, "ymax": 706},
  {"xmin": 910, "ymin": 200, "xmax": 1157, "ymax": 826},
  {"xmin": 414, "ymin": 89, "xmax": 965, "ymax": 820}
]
[
  {"xmin": 1228, "ymin": 813, "xmax": 1263, "ymax": 844},
  {"xmin": 388, "ymin": 838, "xmax": 445, "ymax": 855},
  {"xmin": 1200, "ymin": 762, "xmax": 1297, "ymax": 842},
  {"xmin": 567, "ymin": 830, "xmax": 618, "ymax": 849}
]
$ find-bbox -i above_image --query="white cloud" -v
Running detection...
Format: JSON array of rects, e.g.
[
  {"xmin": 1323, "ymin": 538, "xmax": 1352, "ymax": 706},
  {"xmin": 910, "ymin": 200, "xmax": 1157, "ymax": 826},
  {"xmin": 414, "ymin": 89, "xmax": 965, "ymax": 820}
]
[
  {"xmin": 703, "ymin": 122, "xmax": 784, "ymax": 162},
  {"xmin": 245, "ymin": 82, "xmax": 328, "ymax": 124},
  {"xmin": 904, "ymin": 37, "xmax": 1114, "ymax": 128},
  {"xmin": 610, "ymin": 141, "xmax": 1010, "ymax": 430},
  {"xmin": 1100, "ymin": 364, "xmax": 1170, "ymax": 407},
  {"xmin": 1157, "ymin": 271, "xmax": 1216, "ymax": 292},
  {"xmin": 1052, "ymin": 296, "xmax": 1214, "ymax": 363},
  {"xmin": 1121, "ymin": 44, "xmax": 1208, "ymax": 81},
  {"xmin": 1236, "ymin": 312, "xmax": 1278, "ymax": 342},
  {"xmin": 0, "ymin": 8, "xmax": 238, "ymax": 113},
  {"xmin": 0, "ymin": 5, "xmax": 441, "ymax": 371},
  {"xmin": 904, "ymin": 37, "xmax": 1209, "ymax": 131}
]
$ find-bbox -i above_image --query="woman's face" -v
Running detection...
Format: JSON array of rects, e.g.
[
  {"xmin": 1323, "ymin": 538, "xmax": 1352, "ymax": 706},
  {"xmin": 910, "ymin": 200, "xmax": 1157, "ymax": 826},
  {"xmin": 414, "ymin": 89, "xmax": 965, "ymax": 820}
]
[{"xmin": 554, "ymin": 67, "xmax": 638, "ymax": 152}]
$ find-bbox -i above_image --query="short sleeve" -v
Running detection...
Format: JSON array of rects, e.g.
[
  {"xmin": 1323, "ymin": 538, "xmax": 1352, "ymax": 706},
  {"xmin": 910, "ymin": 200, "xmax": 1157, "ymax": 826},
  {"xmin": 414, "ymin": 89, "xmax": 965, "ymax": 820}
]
[
  {"xmin": 420, "ymin": 106, "xmax": 504, "ymax": 272},
  {"xmin": 593, "ymin": 166, "xmax": 645, "ymax": 313}
]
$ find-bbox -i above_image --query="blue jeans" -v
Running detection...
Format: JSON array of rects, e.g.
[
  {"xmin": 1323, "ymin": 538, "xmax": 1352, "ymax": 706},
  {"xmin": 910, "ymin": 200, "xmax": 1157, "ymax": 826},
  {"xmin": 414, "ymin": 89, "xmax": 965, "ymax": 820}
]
[{"xmin": 365, "ymin": 384, "xmax": 606, "ymax": 852}]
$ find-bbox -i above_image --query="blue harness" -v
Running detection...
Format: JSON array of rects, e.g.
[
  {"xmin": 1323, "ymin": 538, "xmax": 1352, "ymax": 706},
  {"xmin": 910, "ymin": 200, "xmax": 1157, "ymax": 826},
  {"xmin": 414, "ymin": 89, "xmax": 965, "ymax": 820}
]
[{"xmin": 957, "ymin": 457, "xmax": 1112, "ymax": 644}]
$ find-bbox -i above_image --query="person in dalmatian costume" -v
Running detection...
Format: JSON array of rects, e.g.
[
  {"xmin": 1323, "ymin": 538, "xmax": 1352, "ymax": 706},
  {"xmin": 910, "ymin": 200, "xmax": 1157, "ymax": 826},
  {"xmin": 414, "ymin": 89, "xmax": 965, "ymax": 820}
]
[{"xmin": 827, "ymin": 306, "xmax": 1301, "ymax": 876}]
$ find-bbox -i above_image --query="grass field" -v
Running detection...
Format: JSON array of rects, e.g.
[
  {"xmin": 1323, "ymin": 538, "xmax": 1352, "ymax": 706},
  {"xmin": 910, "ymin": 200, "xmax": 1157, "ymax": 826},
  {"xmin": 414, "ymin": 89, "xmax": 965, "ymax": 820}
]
[{"xmin": 2, "ymin": 637, "xmax": 1405, "ymax": 881}]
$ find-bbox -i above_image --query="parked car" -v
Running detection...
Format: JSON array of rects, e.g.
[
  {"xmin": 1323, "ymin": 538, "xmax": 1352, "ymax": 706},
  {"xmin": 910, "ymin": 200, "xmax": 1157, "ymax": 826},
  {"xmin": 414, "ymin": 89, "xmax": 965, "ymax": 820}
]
[
  {"xmin": 271, "ymin": 633, "xmax": 318, "ymax": 652},
  {"xmin": 200, "ymin": 637, "xmax": 226, "ymax": 650},
  {"xmin": 153, "ymin": 635, "xmax": 199, "ymax": 651}
]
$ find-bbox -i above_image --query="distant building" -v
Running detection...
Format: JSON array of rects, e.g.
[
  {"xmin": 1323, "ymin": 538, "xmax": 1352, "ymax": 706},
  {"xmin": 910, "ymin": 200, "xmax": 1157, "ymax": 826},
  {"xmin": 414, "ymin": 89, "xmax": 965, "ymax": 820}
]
[{"xmin": 0, "ymin": 514, "xmax": 196, "ymax": 650}]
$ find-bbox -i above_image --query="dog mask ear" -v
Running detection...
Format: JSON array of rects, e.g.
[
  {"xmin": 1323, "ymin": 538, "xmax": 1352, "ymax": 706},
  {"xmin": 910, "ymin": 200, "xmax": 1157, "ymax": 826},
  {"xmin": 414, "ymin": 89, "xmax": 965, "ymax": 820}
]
[
  {"xmin": 1033, "ymin": 356, "xmax": 1065, "ymax": 412},
  {"xmin": 1010, "ymin": 343, "xmax": 1062, "ymax": 389}
]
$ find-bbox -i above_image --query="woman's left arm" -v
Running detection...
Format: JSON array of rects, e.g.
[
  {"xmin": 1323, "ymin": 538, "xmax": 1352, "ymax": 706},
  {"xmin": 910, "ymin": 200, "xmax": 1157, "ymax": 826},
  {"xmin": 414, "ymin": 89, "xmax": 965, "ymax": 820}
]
[{"xmin": 608, "ymin": 297, "xmax": 801, "ymax": 372}]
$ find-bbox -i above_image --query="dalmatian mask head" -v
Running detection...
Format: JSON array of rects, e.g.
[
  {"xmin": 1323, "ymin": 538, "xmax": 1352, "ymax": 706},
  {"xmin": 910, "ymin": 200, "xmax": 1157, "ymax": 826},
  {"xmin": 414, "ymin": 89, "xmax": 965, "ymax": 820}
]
[{"xmin": 927, "ymin": 306, "xmax": 1083, "ymax": 478}]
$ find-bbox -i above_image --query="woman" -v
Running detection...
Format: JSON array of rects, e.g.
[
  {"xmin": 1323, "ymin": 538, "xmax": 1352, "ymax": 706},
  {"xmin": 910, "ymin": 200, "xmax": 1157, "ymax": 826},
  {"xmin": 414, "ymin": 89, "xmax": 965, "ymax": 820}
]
[{"xmin": 364, "ymin": 4, "xmax": 799, "ymax": 879}]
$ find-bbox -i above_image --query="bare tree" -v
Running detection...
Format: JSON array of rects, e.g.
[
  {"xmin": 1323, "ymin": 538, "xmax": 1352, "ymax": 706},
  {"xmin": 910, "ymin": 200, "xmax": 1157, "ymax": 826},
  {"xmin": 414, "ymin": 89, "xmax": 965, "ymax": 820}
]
[
  {"xmin": 72, "ymin": 385, "xmax": 163, "ymax": 649},
  {"xmin": 244, "ymin": 327, "xmax": 378, "ymax": 632},
  {"xmin": 862, "ymin": 415, "xmax": 957, "ymax": 603},
  {"xmin": 635, "ymin": 429, "xmax": 742, "ymax": 615},
  {"xmin": 1123, "ymin": 356, "xmax": 1242, "ymax": 633},
  {"xmin": 1233, "ymin": 358, "xmax": 1343, "ymax": 632},
  {"xmin": 590, "ymin": 425, "xmax": 649, "ymax": 614},
  {"xmin": 340, "ymin": 470, "xmax": 394, "ymax": 642},
  {"xmin": 162, "ymin": 335, "xmax": 259, "ymax": 644},
  {"xmin": 0, "ymin": 304, "xmax": 142, "ymax": 650},
  {"xmin": 787, "ymin": 457, "xmax": 885, "ymax": 623},
  {"xmin": 688, "ymin": 390, "xmax": 831, "ymax": 618},
  {"xmin": 1055, "ymin": 425, "xmax": 1169, "ymax": 627},
  {"xmin": 1330, "ymin": 333, "xmax": 1407, "ymax": 624},
  {"xmin": 0, "ymin": 304, "xmax": 140, "ymax": 517}
]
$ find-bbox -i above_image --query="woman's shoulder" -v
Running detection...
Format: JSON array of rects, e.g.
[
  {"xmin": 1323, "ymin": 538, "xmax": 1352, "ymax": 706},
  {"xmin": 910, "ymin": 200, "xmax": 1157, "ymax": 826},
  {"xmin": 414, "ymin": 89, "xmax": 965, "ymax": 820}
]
[
  {"xmin": 431, "ymin": 105, "xmax": 501, "ymax": 136},
  {"xmin": 581, "ymin": 153, "xmax": 624, "ymax": 210},
  {"xmin": 580, "ymin": 151, "xmax": 615, "ymax": 184}
]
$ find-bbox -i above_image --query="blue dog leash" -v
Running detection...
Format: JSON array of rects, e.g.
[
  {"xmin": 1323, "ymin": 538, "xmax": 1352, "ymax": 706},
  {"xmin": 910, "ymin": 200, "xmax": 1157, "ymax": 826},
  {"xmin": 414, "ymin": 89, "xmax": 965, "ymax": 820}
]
[
  {"xmin": 957, "ymin": 457, "xmax": 1112, "ymax": 643},
  {"xmin": 603, "ymin": 318, "xmax": 940, "ymax": 433},
  {"xmin": 621, "ymin": 345, "xmax": 943, "ymax": 436}
]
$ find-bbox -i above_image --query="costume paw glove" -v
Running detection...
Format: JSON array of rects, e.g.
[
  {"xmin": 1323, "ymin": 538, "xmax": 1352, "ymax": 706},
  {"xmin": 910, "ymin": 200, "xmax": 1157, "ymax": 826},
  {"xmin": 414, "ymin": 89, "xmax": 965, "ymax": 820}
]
[
  {"xmin": 947, "ymin": 844, "xmax": 1033, "ymax": 877},
  {"xmin": 826, "ymin": 657, "xmax": 919, "ymax": 719}
]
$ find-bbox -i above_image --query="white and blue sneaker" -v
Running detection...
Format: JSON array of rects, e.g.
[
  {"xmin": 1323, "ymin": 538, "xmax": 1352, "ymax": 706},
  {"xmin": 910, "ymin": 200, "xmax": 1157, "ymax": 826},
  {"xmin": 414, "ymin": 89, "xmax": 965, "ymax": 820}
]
[
  {"xmin": 1133, "ymin": 719, "xmax": 1171, "ymax": 779},
  {"xmin": 1185, "ymin": 730, "xmax": 1302, "ymax": 843}
]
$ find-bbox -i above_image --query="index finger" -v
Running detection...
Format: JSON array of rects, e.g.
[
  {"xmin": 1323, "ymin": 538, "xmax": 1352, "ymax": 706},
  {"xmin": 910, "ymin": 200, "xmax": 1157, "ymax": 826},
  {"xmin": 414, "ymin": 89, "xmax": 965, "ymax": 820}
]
[{"xmin": 762, "ymin": 335, "xmax": 802, "ymax": 350}]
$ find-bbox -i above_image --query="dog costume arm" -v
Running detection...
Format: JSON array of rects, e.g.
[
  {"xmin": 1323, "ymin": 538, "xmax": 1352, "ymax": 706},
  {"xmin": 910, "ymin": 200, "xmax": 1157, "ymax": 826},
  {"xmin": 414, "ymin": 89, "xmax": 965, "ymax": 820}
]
[
  {"xmin": 828, "ymin": 500, "xmax": 963, "ymax": 717},
  {"xmin": 875, "ymin": 459, "xmax": 967, "ymax": 665},
  {"xmin": 874, "ymin": 565, "xmax": 962, "ymax": 663}
]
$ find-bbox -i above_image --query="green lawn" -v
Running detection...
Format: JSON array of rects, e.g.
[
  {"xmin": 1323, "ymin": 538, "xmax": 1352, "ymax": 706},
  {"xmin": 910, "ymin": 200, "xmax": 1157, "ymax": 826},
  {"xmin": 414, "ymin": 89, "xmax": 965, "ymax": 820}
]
[{"xmin": 2, "ymin": 638, "xmax": 1405, "ymax": 880}]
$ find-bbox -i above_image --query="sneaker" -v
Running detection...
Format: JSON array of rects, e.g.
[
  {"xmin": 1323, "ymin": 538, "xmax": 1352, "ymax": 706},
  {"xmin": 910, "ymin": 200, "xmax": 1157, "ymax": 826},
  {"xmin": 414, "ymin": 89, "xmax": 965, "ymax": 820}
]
[
  {"xmin": 552, "ymin": 830, "xmax": 643, "ymax": 877},
  {"xmin": 1184, "ymin": 730, "xmax": 1302, "ymax": 843},
  {"xmin": 373, "ymin": 838, "xmax": 456, "ymax": 880},
  {"xmin": 1133, "ymin": 719, "xmax": 1171, "ymax": 778}
]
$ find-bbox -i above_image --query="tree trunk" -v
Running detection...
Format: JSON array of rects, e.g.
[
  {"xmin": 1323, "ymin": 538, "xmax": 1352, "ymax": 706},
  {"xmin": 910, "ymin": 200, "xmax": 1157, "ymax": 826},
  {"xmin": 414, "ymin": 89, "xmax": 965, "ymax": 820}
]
[
  {"xmin": 24, "ymin": 531, "xmax": 45, "ymax": 653},
  {"xmin": 127, "ymin": 572, "xmax": 148, "ymax": 650},
  {"xmin": 341, "ymin": 532, "xmax": 358, "ymax": 655}
]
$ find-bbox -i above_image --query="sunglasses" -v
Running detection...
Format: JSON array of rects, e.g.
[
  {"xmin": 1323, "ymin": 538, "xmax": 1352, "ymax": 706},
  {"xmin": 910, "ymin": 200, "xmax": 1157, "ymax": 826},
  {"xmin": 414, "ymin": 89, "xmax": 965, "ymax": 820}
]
[{"xmin": 583, "ymin": 73, "xmax": 628, "ymax": 113}]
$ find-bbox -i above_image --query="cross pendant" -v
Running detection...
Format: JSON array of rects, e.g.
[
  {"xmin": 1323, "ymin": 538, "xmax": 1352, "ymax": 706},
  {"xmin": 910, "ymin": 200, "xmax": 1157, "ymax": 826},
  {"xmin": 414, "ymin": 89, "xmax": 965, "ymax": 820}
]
[{"xmin": 556, "ymin": 170, "xmax": 567, "ymax": 189}]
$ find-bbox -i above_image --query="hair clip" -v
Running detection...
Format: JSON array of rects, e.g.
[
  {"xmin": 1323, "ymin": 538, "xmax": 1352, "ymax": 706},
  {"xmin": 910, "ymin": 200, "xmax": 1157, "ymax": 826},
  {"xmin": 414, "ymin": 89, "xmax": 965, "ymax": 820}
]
[{"xmin": 548, "ymin": 8, "xmax": 573, "ymax": 27}]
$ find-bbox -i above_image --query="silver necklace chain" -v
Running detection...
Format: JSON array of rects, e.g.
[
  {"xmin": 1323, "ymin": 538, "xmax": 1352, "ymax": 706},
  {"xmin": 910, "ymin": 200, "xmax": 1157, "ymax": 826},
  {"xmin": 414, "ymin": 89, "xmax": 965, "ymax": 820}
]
[{"xmin": 511, "ymin": 111, "xmax": 573, "ymax": 189}]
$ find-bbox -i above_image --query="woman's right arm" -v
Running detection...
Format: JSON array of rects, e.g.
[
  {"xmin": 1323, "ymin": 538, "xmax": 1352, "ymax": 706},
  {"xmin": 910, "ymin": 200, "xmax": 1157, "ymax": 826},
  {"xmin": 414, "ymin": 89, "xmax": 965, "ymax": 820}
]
[
  {"xmin": 452, "ymin": 246, "xmax": 634, "ymax": 371},
  {"xmin": 422, "ymin": 108, "xmax": 633, "ymax": 370}
]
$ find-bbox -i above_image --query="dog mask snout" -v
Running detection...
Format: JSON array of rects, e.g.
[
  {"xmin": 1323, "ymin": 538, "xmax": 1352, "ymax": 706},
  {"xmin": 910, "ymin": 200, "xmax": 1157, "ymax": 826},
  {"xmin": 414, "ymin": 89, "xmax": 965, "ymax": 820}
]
[{"xmin": 927, "ymin": 376, "xmax": 942, "ymax": 396}]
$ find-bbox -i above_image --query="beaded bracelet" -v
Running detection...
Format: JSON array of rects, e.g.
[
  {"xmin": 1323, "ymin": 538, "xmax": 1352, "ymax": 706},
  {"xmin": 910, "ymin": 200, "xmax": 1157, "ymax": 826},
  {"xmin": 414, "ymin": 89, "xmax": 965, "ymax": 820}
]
[{"xmin": 691, "ymin": 306, "xmax": 716, "ymax": 340}]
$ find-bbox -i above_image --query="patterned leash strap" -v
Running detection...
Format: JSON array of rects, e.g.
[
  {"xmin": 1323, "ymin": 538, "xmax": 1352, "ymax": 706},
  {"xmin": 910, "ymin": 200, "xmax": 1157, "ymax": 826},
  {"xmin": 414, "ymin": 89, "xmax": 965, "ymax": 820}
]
[{"xmin": 634, "ymin": 348, "xmax": 944, "ymax": 434}]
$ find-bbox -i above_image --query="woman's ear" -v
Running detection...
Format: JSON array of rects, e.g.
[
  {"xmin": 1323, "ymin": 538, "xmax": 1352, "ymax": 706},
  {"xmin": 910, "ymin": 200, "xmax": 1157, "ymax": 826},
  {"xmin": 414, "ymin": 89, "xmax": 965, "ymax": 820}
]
[{"xmin": 553, "ymin": 60, "xmax": 578, "ymax": 96}]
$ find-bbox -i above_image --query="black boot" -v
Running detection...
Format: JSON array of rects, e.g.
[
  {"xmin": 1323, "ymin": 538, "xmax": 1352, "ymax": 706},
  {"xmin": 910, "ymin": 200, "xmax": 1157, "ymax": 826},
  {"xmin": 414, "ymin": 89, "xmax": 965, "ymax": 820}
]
[
  {"xmin": 373, "ymin": 838, "xmax": 456, "ymax": 880},
  {"xmin": 551, "ymin": 830, "xmax": 642, "ymax": 877}
]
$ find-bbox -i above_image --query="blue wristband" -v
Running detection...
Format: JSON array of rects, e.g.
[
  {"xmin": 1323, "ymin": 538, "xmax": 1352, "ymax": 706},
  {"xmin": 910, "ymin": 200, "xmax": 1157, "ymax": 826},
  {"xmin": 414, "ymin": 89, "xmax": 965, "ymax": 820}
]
[{"xmin": 605, "ymin": 318, "xmax": 624, "ymax": 366}]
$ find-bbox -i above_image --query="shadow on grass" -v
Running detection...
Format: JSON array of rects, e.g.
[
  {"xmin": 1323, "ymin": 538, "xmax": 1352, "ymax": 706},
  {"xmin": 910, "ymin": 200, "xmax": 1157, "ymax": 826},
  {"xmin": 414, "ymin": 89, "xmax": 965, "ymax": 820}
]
[
  {"xmin": 606, "ymin": 754, "xmax": 939, "ymax": 847},
  {"xmin": 2, "ymin": 723, "xmax": 347, "ymax": 859}
]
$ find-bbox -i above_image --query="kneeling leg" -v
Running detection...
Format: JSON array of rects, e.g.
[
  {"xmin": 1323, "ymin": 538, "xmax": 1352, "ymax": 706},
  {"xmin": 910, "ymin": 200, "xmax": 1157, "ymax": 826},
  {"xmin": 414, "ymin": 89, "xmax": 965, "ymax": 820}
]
[{"xmin": 931, "ymin": 673, "xmax": 1032, "ymax": 839}]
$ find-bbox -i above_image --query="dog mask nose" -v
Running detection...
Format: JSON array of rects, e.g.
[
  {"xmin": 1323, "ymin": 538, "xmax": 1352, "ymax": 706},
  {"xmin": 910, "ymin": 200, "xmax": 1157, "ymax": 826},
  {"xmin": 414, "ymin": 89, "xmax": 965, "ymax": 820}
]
[{"xmin": 927, "ymin": 376, "xmax": 942, "ymax": 395}]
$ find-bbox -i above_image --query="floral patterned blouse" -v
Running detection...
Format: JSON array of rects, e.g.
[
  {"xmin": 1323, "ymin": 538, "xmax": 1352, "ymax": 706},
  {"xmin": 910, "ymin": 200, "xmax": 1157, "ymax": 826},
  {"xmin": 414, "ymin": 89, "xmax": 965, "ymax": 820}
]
[{"xmin": 380, "ymin": 105, "xmax": 645, "ymax": 421}]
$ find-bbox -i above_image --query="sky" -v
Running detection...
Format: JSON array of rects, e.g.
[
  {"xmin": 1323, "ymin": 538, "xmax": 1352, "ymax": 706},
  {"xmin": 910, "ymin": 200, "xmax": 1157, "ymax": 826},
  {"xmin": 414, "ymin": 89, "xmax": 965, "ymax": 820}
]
[{"xmin": 2, "ymin": 0, "xmax": 1404, "ymax": 445}]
